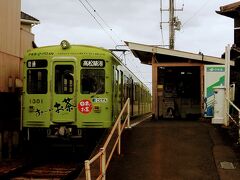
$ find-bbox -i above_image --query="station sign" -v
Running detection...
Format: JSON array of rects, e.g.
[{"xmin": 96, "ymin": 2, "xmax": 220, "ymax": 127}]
[{"xmin": 81, "ymin": 59, "xmax": 105, "ymax": 68}]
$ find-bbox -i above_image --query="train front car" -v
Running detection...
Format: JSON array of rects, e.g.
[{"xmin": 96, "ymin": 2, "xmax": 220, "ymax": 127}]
[{"xmin": 22, "ymin": 40, "xmax": 113, "ymax": 142}]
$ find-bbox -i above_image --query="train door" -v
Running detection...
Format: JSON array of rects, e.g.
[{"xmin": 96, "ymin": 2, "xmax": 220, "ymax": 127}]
[
  {"xmin": 113, "ymin": 67, "xmax": 119, "ymax": 118},
  {"xmin": 51, "ymin": 61, "xmax": 76, "ymax": 123},
  {"xmin": 130, "ymin": 78, "xmax": 134, "ymax": 116},
  {"xmin": 120, "ymin": 71, "xmax": 124, "ymax": 109}
]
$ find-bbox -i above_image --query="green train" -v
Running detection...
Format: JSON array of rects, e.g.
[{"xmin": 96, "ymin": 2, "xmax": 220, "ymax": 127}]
[{"xmin": 22, "ymin": 40, "xmax": 151, "ymax": 141}]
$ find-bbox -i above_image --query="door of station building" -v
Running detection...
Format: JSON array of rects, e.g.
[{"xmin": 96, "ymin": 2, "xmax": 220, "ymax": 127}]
[{"xmin": 157, "ymin": 66, "xmax": 201, "ymax": 119}]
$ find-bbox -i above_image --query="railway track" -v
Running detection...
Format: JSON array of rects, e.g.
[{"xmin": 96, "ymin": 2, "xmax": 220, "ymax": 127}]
[
  {"xmin": 11, "ymin": 163, "xmax": 82, "ymax": 180},
  {"xmin": 1, "ymin": 161, "xmax": 82, "ymax": 180},
  {"xmin": 0, "ymin": 159, "xmax": 31, "ymax": 179}
]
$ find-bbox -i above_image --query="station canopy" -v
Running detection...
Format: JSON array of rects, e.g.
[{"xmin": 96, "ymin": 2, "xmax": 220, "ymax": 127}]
[{"xmin": 125, "ymin": 41, "xmax": 234, "ymax": 66}]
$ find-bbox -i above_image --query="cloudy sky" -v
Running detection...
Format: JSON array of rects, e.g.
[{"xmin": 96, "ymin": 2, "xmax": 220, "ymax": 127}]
[{"xmin": 21, "ymin": 0, "xmax": 237, "ymax": 89}]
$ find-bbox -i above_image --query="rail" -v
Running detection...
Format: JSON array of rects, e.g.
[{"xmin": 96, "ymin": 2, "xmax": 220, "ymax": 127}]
[
  {"xmin": 225, "ymin": 97, "xmax": 240, "ymax": 142},
  {"xmin": 84, "ymin": 98, "xmax": 131, "ymax": 180}
]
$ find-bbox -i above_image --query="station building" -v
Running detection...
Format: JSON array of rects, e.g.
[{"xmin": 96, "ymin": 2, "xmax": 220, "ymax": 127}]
[
  {"xmin": 126, "ymin": 42, "xmax": 235, "ymax": 120},
  {"xmin": 0, "ymin": 0, "xmax": 39, "ymax": 158},
  {"xmin": 125, "ymin": 2, "xmax": 240, "ymax": 121}
]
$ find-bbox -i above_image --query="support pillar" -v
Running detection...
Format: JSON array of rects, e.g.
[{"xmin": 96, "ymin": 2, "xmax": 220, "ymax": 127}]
[{"xmin": 152, "ymin": 55, "xmax": 158, "ymax": 120}]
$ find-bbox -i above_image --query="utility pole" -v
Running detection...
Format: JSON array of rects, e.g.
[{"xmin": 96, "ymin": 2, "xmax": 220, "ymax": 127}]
[
  {"xmin": 160, "ymin": 0, "xmax": 183, "ymax": 49},
  {"xmin": 169, "ymin": 0, "xmax": 175, "ymax": 49}
]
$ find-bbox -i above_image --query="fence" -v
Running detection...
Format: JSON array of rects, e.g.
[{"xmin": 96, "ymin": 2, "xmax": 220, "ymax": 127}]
[
  {"xmin": 225, "ymin": 97, "xmax": 240, "ymax": 142},
  {"xmin": 85, "ymin": 98, "xmax": 130, "ymax": 180}
]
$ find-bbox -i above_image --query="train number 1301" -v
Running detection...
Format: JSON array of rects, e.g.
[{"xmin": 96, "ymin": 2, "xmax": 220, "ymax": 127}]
[{"xmin": 29, "ymin": 98, "xmax": 43, "ymax": 104}]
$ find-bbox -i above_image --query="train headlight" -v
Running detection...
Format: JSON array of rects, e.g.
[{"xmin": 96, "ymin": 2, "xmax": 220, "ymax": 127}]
[{"xmin": 60, "ymin": 40, "xmax": 70, "ymax": 49}]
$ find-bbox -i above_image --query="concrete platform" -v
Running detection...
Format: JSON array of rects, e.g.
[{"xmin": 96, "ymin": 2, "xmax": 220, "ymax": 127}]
[{"xmin": 105, "ymin": 119, "xmax": 240, "ymax": 180}]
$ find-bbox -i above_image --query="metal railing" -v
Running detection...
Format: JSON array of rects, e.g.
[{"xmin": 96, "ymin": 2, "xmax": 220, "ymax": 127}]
[
  {"xmin": 85, "ymin": 98, "xmax": 131, "ymax": 180},
  {"xmin": 223, "ymin": 44, "xmax": 240, "ymax": 142},
  {"xmin": 225, "ymin": 97, "xmax": 240, "ymax": 142}
]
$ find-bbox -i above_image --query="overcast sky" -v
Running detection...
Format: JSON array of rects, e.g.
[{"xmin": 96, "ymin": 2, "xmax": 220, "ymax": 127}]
[{"xmin": 21, "ymin": 0, "xmax": 237, "ymax": 90}]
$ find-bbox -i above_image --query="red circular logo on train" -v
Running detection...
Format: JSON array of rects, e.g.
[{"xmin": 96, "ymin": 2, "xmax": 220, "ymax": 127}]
[{"xmin": 78, "ymin": 100, "xmax": 92, "ymax": 114}]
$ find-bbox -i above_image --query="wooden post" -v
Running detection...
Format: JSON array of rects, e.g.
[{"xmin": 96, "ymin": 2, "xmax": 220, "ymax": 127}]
[
  {"xmin": 152, "ymin": 55, "xmax": 158, "ymax": 120},
  {"xmin": 100, "ymin": 148, "xmax": 106, "ymax": 180},
  {"xmin": 118, "ymin": 120, "xmax": 121, "ymax": 155},
  {"xmin": 85, "ymin": 160, "xmax": 91, "ymax": 180}
]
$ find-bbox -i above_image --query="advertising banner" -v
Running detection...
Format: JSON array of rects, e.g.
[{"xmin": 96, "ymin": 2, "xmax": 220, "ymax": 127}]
[{"xmin": 204, "ymin": 65, "xmax": 225, "ymax": 117}]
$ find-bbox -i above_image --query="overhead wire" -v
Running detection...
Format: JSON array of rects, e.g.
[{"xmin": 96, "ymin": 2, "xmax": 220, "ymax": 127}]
[
  {"xmin": 124, "ymin": 52, "xmax": 150, "ymax": 85},
  {"xmin": 77, "ymin": 0, "xmax": 118, "ymax": 46},
  {"xmin": 84, "ymin": 0, "xmax": 123, "ymax": 44},
  {"xmin": 77, "ymin": 0, "xmax": 151, "ymax": 88},
  {"xmin": 113, "ymin": 51, "xmax": 149, "ymax": 84},
  {"xmin": 84, "ymin": 0, "xmax": 112, "ymax": 32},
  {"xmin": 181, "ymin": 0, "xmax": 211, "ymax": 28}
]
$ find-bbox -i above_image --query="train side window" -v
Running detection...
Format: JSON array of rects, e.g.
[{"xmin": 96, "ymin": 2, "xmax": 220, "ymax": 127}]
[
  {"xmin": 124, "ymin": 75, "xmax": 128, "ymax": 100},
  {"xmin": 81, "ymin": 69, "xmax": 105, "ymax": 94},
  {"xmin": 115, "ymin": 69, "xmax": 119, "ymax": 84},
  {"xmin": 27, "ymin": 69, "xmax": 47, "ymax": 94},
  {"xmin": 55, "ymin": 65, "xmax": 74, "ymax": 94}
]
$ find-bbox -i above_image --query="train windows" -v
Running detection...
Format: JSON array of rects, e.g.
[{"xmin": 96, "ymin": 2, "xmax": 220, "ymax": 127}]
[
  {"xmin": 27, "ymin": 69, "xmax": 47, "ymax": 94},
  {"xmin": 55, "ymin": 65, "xmax": 74, "ymax": 94},
  {"xmin": 81, "ymin": 69, "xmax": 105, "ymax": 94}
]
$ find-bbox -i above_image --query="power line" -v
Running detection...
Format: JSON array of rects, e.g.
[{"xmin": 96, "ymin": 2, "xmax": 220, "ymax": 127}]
[
  {"xmin": 182, "ymin": 0, "xmax": 211, "ymax": 27},
  {"xmin": 125, "ymin": 53, "xmax": 150, "ymax": 84},
  {"xmin": 84, "ymin": 0, "xmax": 111, "ymax": 31},
  {"xmin": 77, "ymin": 0, "xmax": 150, "ymax": 88},
  {"xmin": 84, "ymin": 0, "xmax": 123, "ymax": 44},
  {"xmin": 77, "ymin": 0, "xmax": 118, "ymax": 46}
]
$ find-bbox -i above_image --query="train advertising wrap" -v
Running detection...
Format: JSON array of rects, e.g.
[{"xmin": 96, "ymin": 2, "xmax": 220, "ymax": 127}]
[
  {"xmin": 204, "ymin": 65, "xmax": 225, "ymax": 117},
  {"xmin": 78, "ymin": 100, "xmax": 92, "ymax": 114}
]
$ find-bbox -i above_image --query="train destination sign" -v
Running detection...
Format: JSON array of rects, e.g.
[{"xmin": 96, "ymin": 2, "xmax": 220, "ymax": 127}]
[{"xmin": 81, "ymin": 59, "xmax": 105, "ymax": 68}]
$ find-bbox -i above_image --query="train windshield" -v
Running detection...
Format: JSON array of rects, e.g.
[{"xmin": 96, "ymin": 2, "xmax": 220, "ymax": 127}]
[
  {"xmin": 27, "ymin": 69, "xmax": 47, "ymax": 94},
  {"xmin": 81, "ymin": 69, "xmax": 105, "ymax": 94},
  {"xmin": 55, "ymin": 65, "xmax": 74, "ymax": 94}
]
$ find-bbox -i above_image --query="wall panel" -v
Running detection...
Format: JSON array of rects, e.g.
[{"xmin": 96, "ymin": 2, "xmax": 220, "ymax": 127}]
[
  {"xmin": 0, "ymin": 0, "xmax": 21, "ymax": 57},
  {"xmin": 20, "ymin": 29, "xmax": 34, "ymax": 58},
  {"xmin": 0, "ymin": 52, "xmax": 19, "ymax": 92}
]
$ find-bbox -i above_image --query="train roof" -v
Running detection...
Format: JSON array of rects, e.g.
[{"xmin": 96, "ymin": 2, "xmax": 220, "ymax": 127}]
[
  {"xmin": 26, "ymin": 43, "xmax": 110, "ymax": 55},
  {"xmin": 25, "ymin": 40, "xmax": 151, "ymax": 93}
]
